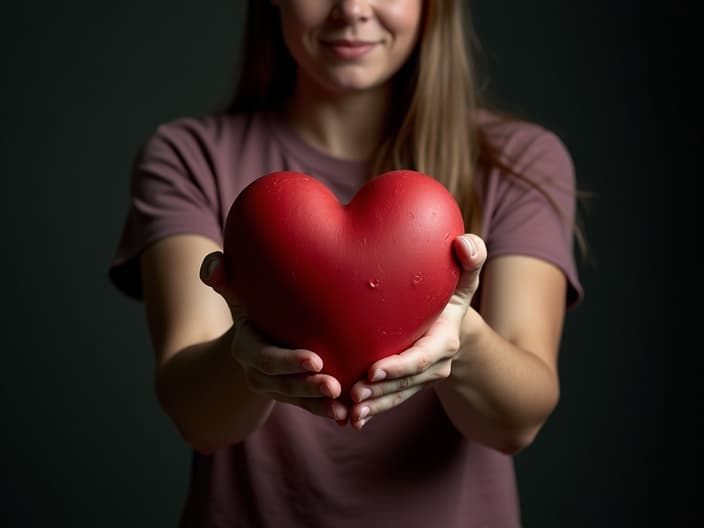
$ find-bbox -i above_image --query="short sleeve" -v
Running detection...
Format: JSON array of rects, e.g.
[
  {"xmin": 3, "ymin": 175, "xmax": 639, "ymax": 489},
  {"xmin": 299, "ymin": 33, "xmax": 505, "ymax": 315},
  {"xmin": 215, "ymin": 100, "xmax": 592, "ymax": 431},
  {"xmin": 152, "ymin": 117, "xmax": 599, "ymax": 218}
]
[
  {"xmin": 108, "ymin": 118, "xmax": 225, "ymax": 300},
  {"xmin": 483, "ymin": 128, "xmax": 584, "ymax": 310}
]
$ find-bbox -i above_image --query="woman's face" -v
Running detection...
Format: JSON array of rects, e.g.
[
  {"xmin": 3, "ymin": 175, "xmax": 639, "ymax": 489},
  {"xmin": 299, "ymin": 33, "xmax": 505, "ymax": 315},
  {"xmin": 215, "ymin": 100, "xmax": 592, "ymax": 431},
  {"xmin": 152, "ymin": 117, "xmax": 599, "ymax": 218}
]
[{"xmin": 273, "ymin": 0, "xmax": 423, "ymax": 95}]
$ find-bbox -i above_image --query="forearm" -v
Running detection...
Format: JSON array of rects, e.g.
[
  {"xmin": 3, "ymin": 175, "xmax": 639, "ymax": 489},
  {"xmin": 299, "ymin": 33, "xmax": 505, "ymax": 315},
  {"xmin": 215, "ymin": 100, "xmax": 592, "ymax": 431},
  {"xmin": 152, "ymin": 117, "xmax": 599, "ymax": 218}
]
[
  {"xmin": 434, "ymin": 309, "xmax": 560, "ymax": 455},
  {"xmin": 155, "ymin": 327, "xmax": 274, "ymax": 453}
]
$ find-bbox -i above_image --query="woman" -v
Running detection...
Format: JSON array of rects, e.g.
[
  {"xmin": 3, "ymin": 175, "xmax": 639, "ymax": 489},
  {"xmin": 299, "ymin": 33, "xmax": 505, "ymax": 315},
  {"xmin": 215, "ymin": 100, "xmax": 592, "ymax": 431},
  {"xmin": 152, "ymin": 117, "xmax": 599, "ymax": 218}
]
[{"xmin": 109, "ymin": 1, "xmax": 583, "ymax": 526}]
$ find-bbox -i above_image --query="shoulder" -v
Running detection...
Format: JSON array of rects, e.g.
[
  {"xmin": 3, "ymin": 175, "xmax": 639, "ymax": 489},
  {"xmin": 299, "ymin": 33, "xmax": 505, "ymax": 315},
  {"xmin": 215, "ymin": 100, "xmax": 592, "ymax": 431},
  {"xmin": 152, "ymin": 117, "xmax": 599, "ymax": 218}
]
[
  {"xmin": 132, "ymin": 111, "xmax": 274, "ymax": 184},
  {"xmin": 476, "ymin": 108, "xmax": 575, "ymax": 184},
  {"xmin": 142, "ymin": 112, "xmax": 261, "ymax": 155},
  {"xmin": 475, "ymin": 109, "xmax": 583, "ymax": 308}
]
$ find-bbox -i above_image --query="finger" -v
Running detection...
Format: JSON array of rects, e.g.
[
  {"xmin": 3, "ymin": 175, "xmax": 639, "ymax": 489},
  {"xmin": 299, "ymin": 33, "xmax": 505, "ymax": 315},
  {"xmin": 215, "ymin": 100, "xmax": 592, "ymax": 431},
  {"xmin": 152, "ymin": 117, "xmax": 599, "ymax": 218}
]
[
  {"xmin": 200, "ymin": 251, "xmax": 240, "ymax": 306},
  {"xmin": 364, "ymin": 334, "xmax": 459, "ymax": 383},
  {"xmin": 350, "ymin": 357, "xmax": 453, "ymax": 404},
  {"xmin": 274, "ymin": 394, "xmax": 349, "ymax": 422},
  {"xmin": 232, "ymin": 320, "xmax": 326, "ymax": 374},
  {"xmin": 349, "ymin": 384, "xmax": 428, "ymax": 428},
  {"xmin": 247, "ymin": 369, "xmax": 343, "ymax": 400},
  {"xmin": 452, "ymin": 234, "xmax": 487, "ymax": 304},
  {"xmin": 352, "ymin": 416, "xmax": 372, "ymax": 430},
  {"xmin": 241, "ymin": 342, "xmax": 326, "ymax": 376}
]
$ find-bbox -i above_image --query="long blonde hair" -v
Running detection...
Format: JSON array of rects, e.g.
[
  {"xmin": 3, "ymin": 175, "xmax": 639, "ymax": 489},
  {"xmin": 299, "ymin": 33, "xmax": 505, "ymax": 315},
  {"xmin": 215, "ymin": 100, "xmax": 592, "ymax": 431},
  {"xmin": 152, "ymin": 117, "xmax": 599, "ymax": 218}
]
[{"xmin": 225, "ymin": 0, "xmax": 586, "ymax": 248}]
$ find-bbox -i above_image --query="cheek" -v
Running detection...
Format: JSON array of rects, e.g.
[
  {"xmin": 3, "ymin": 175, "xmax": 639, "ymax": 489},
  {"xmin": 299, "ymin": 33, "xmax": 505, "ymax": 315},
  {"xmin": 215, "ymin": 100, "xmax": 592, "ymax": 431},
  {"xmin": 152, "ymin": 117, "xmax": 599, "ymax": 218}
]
[
  {"xmin": 377, "ymin": 0, "xmax": 422, "ymax": 49},
  {"xmin": 277, "ymin": 3, "xmax": 330, "ymax": 58},
  {"xmin": 278, "ymin": 18, "xmax": 315, "ymax": 65},
  {"xmin": 381, "ymin": 0, "xmax": 422, "ymax": 24},
  {"xmin": 278, "ymin": 1, "xmax": 330, "ymax": 30}
]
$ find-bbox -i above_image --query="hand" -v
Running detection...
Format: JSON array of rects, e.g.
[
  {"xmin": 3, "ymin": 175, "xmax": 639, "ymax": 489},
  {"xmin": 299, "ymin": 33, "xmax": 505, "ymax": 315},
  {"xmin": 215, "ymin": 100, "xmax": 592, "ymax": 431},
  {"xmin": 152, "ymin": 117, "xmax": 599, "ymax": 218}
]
[
  {"xmin": 200, "ymin": 251, "xmax": 349, "ymax": 424},
  {"xmin": 347, "ymin": 234, "xmax": 487, "ymax": 430}
]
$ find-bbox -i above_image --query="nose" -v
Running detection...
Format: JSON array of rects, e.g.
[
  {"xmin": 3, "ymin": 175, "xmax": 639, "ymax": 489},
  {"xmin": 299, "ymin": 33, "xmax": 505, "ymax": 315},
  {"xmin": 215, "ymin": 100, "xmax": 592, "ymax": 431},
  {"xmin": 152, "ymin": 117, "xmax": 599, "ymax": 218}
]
[{"xmin": 331, "ymin": 0, "xmax": 372, "ymax": 23}]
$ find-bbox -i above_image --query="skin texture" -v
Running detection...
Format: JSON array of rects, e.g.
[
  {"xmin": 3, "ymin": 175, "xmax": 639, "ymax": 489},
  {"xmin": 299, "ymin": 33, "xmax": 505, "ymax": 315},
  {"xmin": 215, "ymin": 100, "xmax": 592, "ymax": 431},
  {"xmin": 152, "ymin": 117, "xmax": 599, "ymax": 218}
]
[
  {"xmin": 143, "ymin": 0, "xmax": 568, "ymax": 454},
  {"xmin": 274, "ymin": 0, "xmax": 421, "ymax": 94},
  {"xmin": 276, "ymin": 0, "xmax": 422, "ymax": 159}
]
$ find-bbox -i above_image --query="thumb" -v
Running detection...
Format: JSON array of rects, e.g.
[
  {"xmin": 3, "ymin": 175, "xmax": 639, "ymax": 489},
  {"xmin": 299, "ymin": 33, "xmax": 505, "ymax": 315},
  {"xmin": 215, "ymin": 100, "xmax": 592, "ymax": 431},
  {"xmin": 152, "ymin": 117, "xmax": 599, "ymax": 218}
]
[
  {"xmin": 451, "ymin": 234, "xmax": 487, "ymax": 304},
  {"xmin": 200, "ymin": 251, "xmax": 239, "ymax": 306}
]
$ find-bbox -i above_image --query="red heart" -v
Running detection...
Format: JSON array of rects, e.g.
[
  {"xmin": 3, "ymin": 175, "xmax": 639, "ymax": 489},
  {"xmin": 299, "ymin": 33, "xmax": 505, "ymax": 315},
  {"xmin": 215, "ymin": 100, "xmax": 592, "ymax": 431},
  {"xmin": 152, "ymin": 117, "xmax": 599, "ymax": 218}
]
[{"xmin": 223, "ymin": 170, "xmax": 465, "ymax": 402}]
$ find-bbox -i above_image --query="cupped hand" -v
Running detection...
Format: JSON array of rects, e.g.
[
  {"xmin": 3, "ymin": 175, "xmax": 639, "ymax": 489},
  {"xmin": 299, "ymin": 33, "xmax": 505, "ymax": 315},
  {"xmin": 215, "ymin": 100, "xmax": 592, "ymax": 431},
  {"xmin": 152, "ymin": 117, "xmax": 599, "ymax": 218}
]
[
  {"xmin": 347, "ymin": 234, "xmax": 487, "ymax": 430},
  {"xmin": 200, "ymin": 251, "xmax": 349, "ymax": 424}
]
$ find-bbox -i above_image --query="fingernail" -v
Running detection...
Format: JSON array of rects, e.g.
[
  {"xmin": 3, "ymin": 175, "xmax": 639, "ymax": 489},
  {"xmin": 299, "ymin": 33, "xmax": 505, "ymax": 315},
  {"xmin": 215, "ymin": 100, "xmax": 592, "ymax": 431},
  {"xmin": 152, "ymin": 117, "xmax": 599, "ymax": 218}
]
[
  {"xmin": 359, "ymin": 406, "xmax": 370, "ymax": 419},
  {"xmin": 357, "ymin": 388, "xmax": 372, "ymax": 402},
  {"xmin": 205, "ymin": 256, "xmax": 219, "ymax": 278},
  {"xmin": 320, "ymin": 384, "xmax": 335, "ymax": 398},
  {"xmin": 464, "ymin": 237, "xmax": 477, "ymax": 257},
  {"xmin": 355, "ymin": 416, "xmax": 372, "ymax": 430},
  {"xmin": 371, "ymin": 369, "xmax": 386, "ymax": 382},
  {"xmin": 333, "ymin": 403, "xmax": 346, "ymax": 421}
]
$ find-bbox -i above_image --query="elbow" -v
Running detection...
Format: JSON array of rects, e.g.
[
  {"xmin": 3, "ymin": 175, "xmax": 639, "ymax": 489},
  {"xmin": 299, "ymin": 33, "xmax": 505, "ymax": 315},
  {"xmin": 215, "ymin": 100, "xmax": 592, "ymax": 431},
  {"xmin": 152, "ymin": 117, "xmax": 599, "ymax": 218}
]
[
  {"xmin": 454, "ymin": 420, "xmax": 547, "ymax": 456},
  {"xmin": 177, "ymin": 424, "xmax": 217, "ymax": 456},
  {"xmin": 494, "ymin": 382, "xmax": 560, "ymax": 456},
  {"xmin": 499, "ymin": 390, "xmax": 561, "ymax": 456},
  {"xmin": 189, "ymin": 437, "xmax": 219, "ymax": 456},
  {"xmin": 496, "ymin": 425, "xmax": 542, "ymax": 456},
  {"xmin": 160, "ymin": 404, "xmax": 225, "ymax": 455},
  {"xmin": 154, "ymin": 372, "xmax": 218, "ymax": 455}
]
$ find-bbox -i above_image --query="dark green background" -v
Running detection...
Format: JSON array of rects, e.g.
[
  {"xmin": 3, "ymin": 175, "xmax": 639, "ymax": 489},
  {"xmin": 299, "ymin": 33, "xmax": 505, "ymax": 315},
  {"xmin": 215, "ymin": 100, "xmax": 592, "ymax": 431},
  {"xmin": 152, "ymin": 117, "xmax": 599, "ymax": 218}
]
[{"xmin": 3, "ymin": 1, "xmax": 689, "ymax": 526}]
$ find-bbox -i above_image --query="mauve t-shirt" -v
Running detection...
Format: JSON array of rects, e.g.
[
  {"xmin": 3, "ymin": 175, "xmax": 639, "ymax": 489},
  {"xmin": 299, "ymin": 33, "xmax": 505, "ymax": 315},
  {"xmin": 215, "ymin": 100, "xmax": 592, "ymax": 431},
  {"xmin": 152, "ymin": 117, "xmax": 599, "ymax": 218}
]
[{"xmin": 109, "ymin": 109, "xmax": 583, "ymax": 528}]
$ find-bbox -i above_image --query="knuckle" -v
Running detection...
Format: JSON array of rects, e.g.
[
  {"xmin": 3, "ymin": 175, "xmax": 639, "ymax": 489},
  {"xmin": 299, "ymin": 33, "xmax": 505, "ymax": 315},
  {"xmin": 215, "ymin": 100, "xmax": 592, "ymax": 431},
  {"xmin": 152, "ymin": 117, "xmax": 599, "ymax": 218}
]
[
  {"xmin": 257, "ymin": 355, "xmax": 274, "ymax": 374},
  {"xmin": 392, "ymin": 392, "xmax": 405, "ymax": 407},
  {"xmin": 472, "ymin": 275, "xmax": 481, "ymax": 292},
  {"xmin": 445, "ymin": 336, "xmax": 461, "ymax": 354},
  {"xmin": 432, "ymin": 361, "xmax": 452, "ymax": 380},
  {"xmin": 415, "ymin": 352, "xmax": 432, "ymax": 374},
  {"xmin": 430, "ymin": 368, "xmax": 444, "ymax": 382},
  {"xmin": 398, "ymin": 376, "xmax": 412, "ymax": 390},
  {"xmin": 441, "ymin": 361, "xmax": 453, "ymax": 378}
]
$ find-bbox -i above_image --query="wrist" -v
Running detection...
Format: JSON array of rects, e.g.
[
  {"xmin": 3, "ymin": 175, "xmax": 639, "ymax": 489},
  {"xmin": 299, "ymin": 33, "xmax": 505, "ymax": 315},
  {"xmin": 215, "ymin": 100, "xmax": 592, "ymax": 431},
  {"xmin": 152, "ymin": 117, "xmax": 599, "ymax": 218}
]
[
  {"xmin": 446, "ymin": 307, "xmax": 489, "ymax": 384},
  {"xmin": 458, "ymin": 307, "xmax": 485, "ymax": 353}
]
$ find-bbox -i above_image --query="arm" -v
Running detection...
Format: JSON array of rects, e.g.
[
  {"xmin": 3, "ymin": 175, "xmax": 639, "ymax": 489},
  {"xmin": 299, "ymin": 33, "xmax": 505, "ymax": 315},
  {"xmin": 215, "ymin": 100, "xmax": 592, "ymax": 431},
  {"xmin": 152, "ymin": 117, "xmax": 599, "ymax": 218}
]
[
  {"xmin": 141, "ymin": 234, "xmax": 274, "ymax": 452},
  {"xmin": 434, "ymin": 253, "xmax": 566, "ymax": 454},
  {"xmin": 141, "ymin": 234, "xmax": 348, "ymax": 453},
  {"xmin": 348, "ymin": 236, "xmax": 566, "ymax": 455}
]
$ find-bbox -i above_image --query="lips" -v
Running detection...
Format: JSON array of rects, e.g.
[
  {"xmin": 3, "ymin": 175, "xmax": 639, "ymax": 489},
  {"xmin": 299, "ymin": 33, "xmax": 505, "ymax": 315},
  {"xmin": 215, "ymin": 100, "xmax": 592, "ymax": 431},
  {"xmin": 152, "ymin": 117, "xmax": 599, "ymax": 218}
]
[{"xmin": 320, "ymin": 39, "xmax": 379, "ymax": 60}]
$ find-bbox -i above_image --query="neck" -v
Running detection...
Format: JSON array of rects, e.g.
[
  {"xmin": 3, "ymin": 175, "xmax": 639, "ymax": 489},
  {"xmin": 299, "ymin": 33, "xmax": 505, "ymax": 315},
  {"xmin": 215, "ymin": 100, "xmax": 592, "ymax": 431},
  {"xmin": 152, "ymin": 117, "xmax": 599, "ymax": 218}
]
[{"xmin": 285, "ymin": 74, "xmax": 391, "ymax": 161}]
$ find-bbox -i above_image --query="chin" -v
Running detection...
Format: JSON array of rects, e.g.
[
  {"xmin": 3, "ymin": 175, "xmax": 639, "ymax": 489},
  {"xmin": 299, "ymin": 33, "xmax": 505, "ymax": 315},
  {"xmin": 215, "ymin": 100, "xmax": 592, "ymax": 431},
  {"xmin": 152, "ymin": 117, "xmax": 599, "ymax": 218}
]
[{"xmin": 324, "ymin": 72, "xmax": 391, "ymax": 95}]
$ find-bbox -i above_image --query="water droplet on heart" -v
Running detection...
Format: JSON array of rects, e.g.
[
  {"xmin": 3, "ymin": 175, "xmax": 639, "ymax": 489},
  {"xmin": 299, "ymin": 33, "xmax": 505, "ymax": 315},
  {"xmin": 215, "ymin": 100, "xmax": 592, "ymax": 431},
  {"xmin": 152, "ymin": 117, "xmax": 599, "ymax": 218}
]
[
  {"xmin": 368, "ymin": 279, "xmax": 381, "ymax": 289},
  {"xmin": 412, "ymin": 272, "xmax": 423, "ymax": 286}
]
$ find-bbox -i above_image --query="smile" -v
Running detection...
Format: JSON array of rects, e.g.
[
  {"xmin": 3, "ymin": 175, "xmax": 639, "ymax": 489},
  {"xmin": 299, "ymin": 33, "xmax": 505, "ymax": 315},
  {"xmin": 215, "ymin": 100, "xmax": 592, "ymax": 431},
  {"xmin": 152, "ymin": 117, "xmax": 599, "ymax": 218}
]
[{"xmin": 320, "ymin": 40, "xmax": 379, "ymax": 60}]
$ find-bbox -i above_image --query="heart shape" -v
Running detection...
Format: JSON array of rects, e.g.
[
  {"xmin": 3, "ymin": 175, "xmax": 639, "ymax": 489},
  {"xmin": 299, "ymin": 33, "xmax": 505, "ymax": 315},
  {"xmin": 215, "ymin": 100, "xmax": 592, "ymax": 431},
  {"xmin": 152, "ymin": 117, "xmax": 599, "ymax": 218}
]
[{"xmin": 223, "ymin": 170, "xmax": 464, "ymax": 401}]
